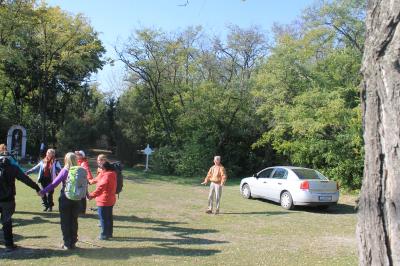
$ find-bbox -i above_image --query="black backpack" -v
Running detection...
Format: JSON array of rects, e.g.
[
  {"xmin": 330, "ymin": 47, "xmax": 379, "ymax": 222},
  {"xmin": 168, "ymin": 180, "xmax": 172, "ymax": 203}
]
[
  {"xmin": 0, "ymin": 157, "xmax": 12, "ymax": 201},
  {"xmin": 112, "ymin": 161, "xmax": 124, "ymax": 195}
]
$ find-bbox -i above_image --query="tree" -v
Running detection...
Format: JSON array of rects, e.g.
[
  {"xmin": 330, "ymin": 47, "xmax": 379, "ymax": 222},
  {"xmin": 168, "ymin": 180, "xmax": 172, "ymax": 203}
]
[
  {"xmin": 253, "ymin": 14, "xmax": 364, "ymax": 188},
  {"xmin": 116, "ymin": 28, "xmax": 178, "ymax": 144},
  {"xmin": 0, "ymin": 1, "xmax": 105, "ymax": 148},
  {"xmin": 357, "ymin": 1, "xmax": 400, "ymax": 265}
]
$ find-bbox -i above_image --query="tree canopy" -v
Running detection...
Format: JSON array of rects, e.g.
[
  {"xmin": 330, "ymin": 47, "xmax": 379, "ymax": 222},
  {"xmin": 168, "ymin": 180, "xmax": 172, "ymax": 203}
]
[{"xmin": 0, "ymin": 0, "xmax": 365, "ymax": 190}]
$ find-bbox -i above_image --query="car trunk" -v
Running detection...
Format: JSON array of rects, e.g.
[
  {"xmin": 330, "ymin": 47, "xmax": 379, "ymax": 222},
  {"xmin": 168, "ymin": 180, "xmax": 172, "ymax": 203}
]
[{"xmin": 307, "ymin": 180, "xmax": 337, "ymax": 193}]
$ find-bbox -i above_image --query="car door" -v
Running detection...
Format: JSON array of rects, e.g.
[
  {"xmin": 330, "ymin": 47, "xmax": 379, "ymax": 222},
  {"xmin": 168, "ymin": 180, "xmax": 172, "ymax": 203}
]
[
  {"xmin": 269, "ymin": 168, "xmax": 289, "ymax": 201},
  {"xmin": 252, "ymin": 168, "xmax": 274, "ymax": 199}
]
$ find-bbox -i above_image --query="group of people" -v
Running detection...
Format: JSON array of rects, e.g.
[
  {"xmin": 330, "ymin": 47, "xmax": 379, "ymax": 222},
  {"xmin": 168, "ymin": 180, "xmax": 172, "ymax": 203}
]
[
  {"xmin": 0, "ymin": 142, "xmax": 228, "ymax": 252},
  {"xmin": 0, "ymin": 144, "xmax": 117, "ymax": 251}
]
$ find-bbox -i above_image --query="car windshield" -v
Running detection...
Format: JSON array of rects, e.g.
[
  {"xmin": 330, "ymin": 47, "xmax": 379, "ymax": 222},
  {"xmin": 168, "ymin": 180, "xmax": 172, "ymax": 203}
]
[{"xmin": 292, "ymin": 168, "xmax": 327, "ymax": 180}]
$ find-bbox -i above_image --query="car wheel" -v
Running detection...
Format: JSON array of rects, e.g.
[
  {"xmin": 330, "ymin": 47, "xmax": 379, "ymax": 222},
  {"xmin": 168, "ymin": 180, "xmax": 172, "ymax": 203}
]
[
  {"xmin": 280, "ymin": 191, "xmax": 294, "ymax": 210},
  {"xmin": 241, "ymin": 184, "xmax": 252, "ymax": 199}
]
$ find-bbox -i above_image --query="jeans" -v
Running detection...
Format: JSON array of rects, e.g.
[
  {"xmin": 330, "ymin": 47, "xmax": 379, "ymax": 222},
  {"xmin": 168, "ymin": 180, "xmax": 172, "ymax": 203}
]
[
  {"xmin": 97, "ymin": 206, "xmax": 113, "ymax": 238},
  {"xmin": 40, "ymin": 176, "xmax": 54, "ymax": 208},
  {"xmin": 59, "ymin": 194, "xmax": 80, "ymax": 248},
  {"xmin": 0, "ymin": 201, "xmax": 15, "ymax": 247},
  {"xmin": 208, "ymin": 182, "xmax": 222, "ymax": 211}
]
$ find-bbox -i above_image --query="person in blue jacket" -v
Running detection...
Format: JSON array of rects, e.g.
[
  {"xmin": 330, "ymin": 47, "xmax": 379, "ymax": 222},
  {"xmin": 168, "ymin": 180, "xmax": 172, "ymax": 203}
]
[{"xmin": 26, "ymin": 148, "xmax": 61, "ymax": 211}]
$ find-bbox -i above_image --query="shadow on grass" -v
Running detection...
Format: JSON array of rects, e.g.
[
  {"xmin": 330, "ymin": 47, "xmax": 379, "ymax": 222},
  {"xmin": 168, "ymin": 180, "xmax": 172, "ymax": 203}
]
[
  {"xmin": 112, "ymin": 236, "xmax": 227, "ymax": 245},
  {"xmin": 253, "ymin": 199, "xmax": 356, "ymax": 215},
  {"xmin": 9, "ymin": 212, "xmax": 226, "ymax": 259},
  {"xmin": 13, "ymin": 212, "xmax": 60, "ymax": 228},
  {"xmin": 222, "ymin": 211, "xmax": 291, "ymax": 215},
  {"xmin": 296, "ymin": 203, "xmax": 357, "ymax": 214},
  {"xmin": 0, "ymin": 233, "xmax": 48, "ymax": 244},
  {"xmin": 15, "ymin": 211, "xmax": 185, "ymax": 226},
  {"xmin": 0, "ymin": 245, "xmax": 221, "ymax": 260}
]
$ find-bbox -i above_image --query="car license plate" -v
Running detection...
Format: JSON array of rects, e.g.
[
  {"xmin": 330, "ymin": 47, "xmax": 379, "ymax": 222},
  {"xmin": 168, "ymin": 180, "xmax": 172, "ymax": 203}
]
[{"xmin": 319, "ymin": 196, "xmax": 332, "ymax": 201}]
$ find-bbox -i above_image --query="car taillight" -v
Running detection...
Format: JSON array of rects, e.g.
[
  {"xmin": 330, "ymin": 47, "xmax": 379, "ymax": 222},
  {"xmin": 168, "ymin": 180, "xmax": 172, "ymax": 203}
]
[{"xmin": 300, "ymin": 180, "xmax": 309, "ymax": 190}]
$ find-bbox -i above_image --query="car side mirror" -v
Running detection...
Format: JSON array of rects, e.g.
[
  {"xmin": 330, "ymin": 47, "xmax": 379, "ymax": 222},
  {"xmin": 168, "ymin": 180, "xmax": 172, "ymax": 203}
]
[{"xmin": 253, "ymin": 173, "xmax": 258, "ymax": 178}]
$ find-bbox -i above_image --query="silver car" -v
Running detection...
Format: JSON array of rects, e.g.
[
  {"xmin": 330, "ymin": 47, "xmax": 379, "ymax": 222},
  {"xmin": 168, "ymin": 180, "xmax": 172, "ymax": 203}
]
[{"xmin": 240, "ymin": 166, "xmax": 339, "ymax": 210}]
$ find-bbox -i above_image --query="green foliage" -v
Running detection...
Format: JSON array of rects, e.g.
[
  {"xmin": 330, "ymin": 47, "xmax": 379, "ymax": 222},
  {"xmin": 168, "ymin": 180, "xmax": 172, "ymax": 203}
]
[
  {"xmin": 253, "ymin": 0, "xmax": 364, "ymax": 189},
  {"xmin": 0, "ymin": 0, "xmax": 105, "ymax": 151},
  {"xmin": 152, "ymin": 146, "xmax": 179, "ymax": 174},
  {"xmin": 1, "ymin": 0, "xmax": 366, "ymax": 190},
  {"xmin": 56, "ymin": 85, "xmax": 110, "ymax": 153}
]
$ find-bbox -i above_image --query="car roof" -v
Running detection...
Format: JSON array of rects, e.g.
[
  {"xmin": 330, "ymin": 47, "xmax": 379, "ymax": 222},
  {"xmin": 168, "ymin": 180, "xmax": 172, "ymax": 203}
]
[{"xmin": 261, "ymin": 166, "xmax": 314, "ymax": 171}]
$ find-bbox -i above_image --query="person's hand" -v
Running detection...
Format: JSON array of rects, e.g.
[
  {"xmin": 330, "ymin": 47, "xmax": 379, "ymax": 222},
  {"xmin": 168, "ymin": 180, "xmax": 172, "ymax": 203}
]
[
  {"xmin": 37, "ymin": 191, "xmax": 44, "ymax": 197},
  {"xmin": 87, "ymin": 195, "xmax": 93, "ymax": 200},
  {"xmin": 201, "ymin": 181, "xmax": 207, "ymax": 185}
]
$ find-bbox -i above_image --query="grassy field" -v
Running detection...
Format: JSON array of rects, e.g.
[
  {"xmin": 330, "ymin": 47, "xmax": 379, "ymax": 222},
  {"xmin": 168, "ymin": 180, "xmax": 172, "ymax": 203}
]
[{"xmin": 0, "ymin": 166, "xmax": 359, "ymax": 265}]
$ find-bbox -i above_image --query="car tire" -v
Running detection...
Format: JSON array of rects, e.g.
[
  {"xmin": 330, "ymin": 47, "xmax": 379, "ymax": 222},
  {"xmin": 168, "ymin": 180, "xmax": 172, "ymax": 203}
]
[
  {"xmin": 280, "ymin": 191, "xmax": 294, "ymax": 210},
  {"xmin": 241, "ymin": 184, "xmax": 252, "ymax": 199}
]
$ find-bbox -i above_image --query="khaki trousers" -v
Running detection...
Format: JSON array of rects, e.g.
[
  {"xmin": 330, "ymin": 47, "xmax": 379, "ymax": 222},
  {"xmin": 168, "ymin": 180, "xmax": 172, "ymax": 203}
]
[{"xmin": 208, "ymin": 182, "xmax": 222, "ymax": 211}]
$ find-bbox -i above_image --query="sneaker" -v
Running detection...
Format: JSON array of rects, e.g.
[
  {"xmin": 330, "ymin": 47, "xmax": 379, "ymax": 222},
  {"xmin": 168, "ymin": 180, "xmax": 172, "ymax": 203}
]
[
  {"xmin": 43, "ymin": 207, "xmax": 48, "ymax": 212},
  {"xmin": 205, "ymin": 209, "xmax": 212, "ymax": 214},
  {"xmin": 5, "ymin": 245, "xmax": 17, "ymax": 252},
  {"xmin": 61, "ymin": 244, "xmax": 72, "ymax": 250},
  {"xmin": 214, "ymin": 210, "xmax": 220, "ymax": 215},
  {"xmin": 48, "ymin": 207, "xmax": 53, "ymax": 212}
]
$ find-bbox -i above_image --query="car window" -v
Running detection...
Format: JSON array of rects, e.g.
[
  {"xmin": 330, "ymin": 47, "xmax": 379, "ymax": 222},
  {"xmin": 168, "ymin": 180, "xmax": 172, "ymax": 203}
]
[
  {"xmin": 272, "ymin": 168, "xmax": 288, "ymax": 179},
  {"xmin": 292, "ymin": 168, "xmax": 328, "ymax": 180},
  {"xmin": 258, "ymin": 168, "xmax": 273, "ymax": 178}
]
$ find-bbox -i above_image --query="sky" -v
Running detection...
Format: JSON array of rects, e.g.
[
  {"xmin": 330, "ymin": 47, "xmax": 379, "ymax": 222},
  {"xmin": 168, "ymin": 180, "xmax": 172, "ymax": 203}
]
[{"xmin": 46, "ymin": 0, "xmax": 316, "ymax": 92}]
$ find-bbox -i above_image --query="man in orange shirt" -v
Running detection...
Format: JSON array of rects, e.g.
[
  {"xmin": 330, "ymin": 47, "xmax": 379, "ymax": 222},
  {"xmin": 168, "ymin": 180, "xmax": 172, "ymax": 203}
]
[{"xmin": 201, "ymin": 156, "xmax": 227, "ymax": 215}]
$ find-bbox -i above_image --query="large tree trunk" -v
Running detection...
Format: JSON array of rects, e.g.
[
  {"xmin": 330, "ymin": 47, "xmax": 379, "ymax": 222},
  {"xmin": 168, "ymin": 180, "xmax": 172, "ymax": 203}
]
[{"xmin": 357, "ymin": 1, "xmax": 400, "ymax": 265}]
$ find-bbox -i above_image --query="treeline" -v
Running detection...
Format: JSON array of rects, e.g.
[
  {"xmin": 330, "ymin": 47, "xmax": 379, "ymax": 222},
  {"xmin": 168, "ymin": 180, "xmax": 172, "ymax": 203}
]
[
  {"xmin": 0, "ymin": 0, "xmax": 365, "ymax": 189},
  {"xmin": 115, "ymin": 0, "xmax": 365, "ymax": 189}
]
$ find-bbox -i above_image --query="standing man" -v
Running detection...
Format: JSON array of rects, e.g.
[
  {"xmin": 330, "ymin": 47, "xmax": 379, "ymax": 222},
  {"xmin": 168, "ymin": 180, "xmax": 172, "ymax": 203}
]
[
  {"xmin": 0, "ymin": 156, "xmax": 41, "ymax": 252},
  {"xmin": 201, "ymin": 156, "xmax": 227, "ymax": 215}
]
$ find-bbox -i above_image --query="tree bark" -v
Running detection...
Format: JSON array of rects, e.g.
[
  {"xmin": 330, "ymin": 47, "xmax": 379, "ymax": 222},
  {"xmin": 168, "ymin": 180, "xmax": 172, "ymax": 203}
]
[{"xmin": 357, "ymin": 1, "xmax": 400, "ymax": 265}]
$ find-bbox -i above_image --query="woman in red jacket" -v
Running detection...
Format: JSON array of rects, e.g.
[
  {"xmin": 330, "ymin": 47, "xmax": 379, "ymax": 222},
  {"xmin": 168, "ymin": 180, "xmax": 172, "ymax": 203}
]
[{"xmin": 88, "ymin": 160, "xmax": 116, "ymax": 240}]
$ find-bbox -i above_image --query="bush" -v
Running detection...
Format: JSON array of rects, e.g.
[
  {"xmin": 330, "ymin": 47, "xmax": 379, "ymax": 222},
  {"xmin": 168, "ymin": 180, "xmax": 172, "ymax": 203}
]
[{"xmin": 152, "ymin": 146, "xmax": 179, "ymax": 174}]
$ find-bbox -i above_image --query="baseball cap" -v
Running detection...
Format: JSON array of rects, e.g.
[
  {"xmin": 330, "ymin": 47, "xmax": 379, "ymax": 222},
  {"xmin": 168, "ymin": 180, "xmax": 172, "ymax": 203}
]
[{"xmin": 75, "ymin": 150, "xmax": 85, "ymax": 157}]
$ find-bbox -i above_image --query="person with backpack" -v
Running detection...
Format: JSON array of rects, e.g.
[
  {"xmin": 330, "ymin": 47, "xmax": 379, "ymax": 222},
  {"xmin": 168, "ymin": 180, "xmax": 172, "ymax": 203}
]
[
  {"xmin": 26, "ymin": 148, "xmax": 62, "ymax": 212},
  {"xmin": 0, "ymin": 156, "xmax": 41, "ymax": 252},
  {"xmin": 87, "ymin": 155, "xmax": 117, "ymax": 240},
  {"xmin": 75, "ymin": 150, "xmax": 94, "ymax": 214},
  {"xmin": 39, "ymin": 152, "xmax": 87, "ymax": 250}
]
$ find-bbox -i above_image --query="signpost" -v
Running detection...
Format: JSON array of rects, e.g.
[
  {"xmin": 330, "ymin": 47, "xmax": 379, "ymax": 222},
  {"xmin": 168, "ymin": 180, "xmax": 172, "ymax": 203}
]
[{"xmin": 143, "ymin": 144, "xmax": 153, "ymax": 171}]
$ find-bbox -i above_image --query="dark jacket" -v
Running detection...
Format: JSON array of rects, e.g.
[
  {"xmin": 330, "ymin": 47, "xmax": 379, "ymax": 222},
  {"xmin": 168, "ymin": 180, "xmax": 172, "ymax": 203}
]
[{"xmin": 0, "ymin": 158, "xmax": 41, "ymax": 202}]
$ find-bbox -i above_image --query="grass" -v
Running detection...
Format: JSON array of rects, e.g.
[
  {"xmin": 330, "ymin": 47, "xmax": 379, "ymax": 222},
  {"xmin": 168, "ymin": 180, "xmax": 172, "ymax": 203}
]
[{"xmin": 0, "ymin": 165, "xmax": 359, "ymax": 265}]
